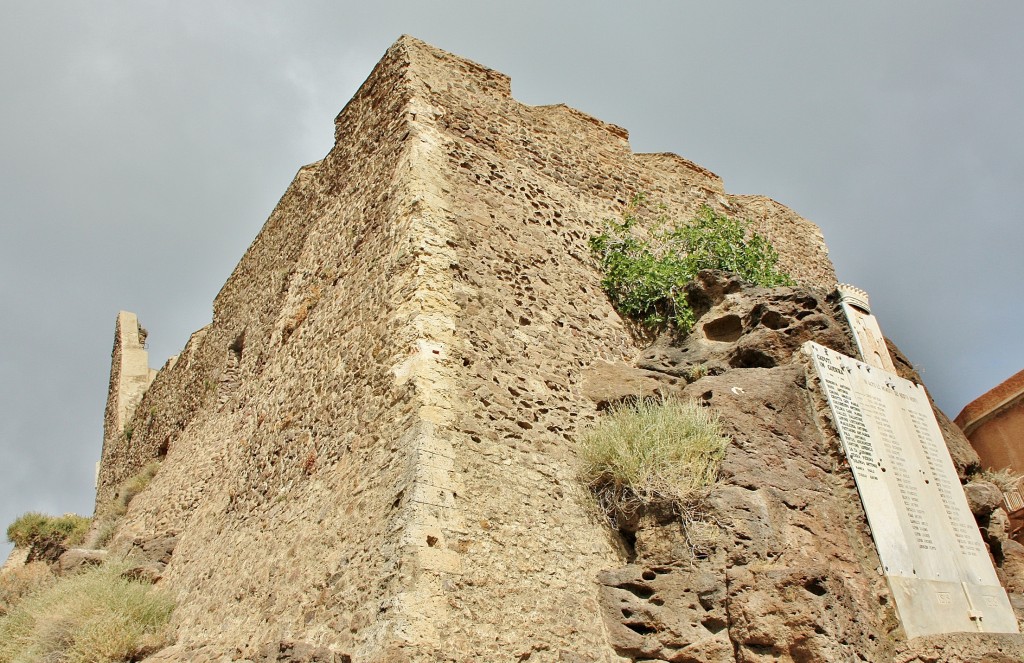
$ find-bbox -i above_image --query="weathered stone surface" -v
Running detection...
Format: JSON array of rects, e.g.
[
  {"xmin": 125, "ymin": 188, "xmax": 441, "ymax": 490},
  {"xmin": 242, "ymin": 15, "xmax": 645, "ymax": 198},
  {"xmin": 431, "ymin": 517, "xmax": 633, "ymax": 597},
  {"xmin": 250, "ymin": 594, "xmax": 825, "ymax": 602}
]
[
  {"xmin": 593, "ymin": 282, "xmax": 1024, "ymax": 661},
  {"xmin": 56, "ymin": 547, "xmax": 108, "ymax": 574},
  {"xmin": 254, "ymin": 640, "xmax": 350, "ymax": 662},
  {"xmin": 598, "ymin": 565, "xmax": 731, "ymax": 662},
  {"xmin": 636, "ymin": 271, "xmax": 854, "ymax": 381},
  {"xmin": 88, "ymin": 36, "xmax": 1021, "ymax": 661},
  {"xmin": 581, "ymin": 360, "xmax": 678, "ymax": 409},
  {"xmin": 965, "ymin": 480, "xmax": 1005, "ymax": 518},
  {"xmin": 122, "ymin": 561, "xmax": 165, "ymax": 584},
  {"xmin": 1001, "ymin": 540, "xmax": 1024, "ymax": 593},
  {"xmin": 0, "ymin": 546, "xmax": 28, "ymax": 575}
]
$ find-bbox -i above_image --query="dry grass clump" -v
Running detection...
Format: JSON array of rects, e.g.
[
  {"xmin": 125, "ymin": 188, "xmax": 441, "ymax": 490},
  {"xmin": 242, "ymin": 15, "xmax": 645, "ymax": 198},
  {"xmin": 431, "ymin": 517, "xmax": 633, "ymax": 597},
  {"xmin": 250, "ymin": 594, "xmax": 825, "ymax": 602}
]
[
  {"xmin": 89, "ymin": 461, "xmax": 163, "ymax": 550},
  {"xmin": 0, "ymin": 563, "xmax": 53, "ymax": 617},
  {"xmin": 0, "ymin": 561, "xmax": 173, "ymax": 663},
  {"xmin": 580, "ymin": 396, "xmax": 729, "ymax": 521},
  {"xmin": 6, "ymin": 513, "xmax": 90, "ymax": 549},
  {"xmin": 978, "ymin": 467, "xmax": 1024, "ymax": 494},
  {"xmin": 116, "ymin": 462, "xmax": 161, "ymax": 511}
]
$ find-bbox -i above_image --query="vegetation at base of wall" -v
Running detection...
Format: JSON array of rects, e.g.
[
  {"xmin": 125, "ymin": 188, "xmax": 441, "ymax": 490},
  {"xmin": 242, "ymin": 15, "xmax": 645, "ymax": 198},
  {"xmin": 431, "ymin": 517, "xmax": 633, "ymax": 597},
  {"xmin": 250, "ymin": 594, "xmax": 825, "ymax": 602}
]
[
  {"xmin": 117, "ymin": 462, "xmax": 161, "ymax": 510},
  {"xmin": 0, "ymin": 563, "xmax": 53, "ymax": 618},
  {"xmin": 579, "ymin": 396, "xmax": 729, "ymax": 523},
  {"xmin": 89, "ymin": 461, "xmax": 163, "ymax": 550},
  {"xmin": 5, "ymin": 513, "xmax": 91, "ymax": 550},
  {"xmin": 0, "ymin": 560, "xmax": 174, "ymax": 663},
  {"xmin": 589, "ymin": 195, "xmax": 794, "ymax": 334}
]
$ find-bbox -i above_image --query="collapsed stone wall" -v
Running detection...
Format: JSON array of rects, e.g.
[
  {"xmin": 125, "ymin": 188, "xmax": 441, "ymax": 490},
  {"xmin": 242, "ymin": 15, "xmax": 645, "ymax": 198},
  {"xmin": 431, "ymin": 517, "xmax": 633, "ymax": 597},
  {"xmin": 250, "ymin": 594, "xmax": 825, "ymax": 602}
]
[{"xmin": 90, "ymin": 36, "xmax": 1021, "ymax": 661}]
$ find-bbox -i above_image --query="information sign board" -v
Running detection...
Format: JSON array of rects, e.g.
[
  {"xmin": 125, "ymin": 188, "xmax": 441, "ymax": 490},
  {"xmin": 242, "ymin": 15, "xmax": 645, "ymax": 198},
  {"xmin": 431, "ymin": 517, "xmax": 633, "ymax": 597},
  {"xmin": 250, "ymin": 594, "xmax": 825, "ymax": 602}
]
[{"xmin": 805, "ymin": 341, "xmax": 1018, "ymax": 637}]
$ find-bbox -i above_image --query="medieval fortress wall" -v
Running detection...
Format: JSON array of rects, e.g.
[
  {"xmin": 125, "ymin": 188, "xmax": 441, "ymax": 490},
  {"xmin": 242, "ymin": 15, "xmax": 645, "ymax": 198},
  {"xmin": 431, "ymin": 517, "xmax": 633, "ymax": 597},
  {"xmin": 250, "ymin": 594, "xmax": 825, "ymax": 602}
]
[{"xmin": 91, "ymin": 37, "xmax": 1021, "ymax": 661}]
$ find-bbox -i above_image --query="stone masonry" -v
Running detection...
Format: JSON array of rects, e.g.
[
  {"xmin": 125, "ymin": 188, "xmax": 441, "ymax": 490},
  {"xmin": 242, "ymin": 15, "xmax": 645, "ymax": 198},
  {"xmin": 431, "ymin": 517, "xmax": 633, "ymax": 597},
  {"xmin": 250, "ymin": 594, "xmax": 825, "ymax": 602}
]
[
  {"xmin": 98, "ymin": 310, "xmax": 157, "ymax": 490},
  {"xmin": 91, "ymin": 37, "xmax": 1022, "ymax": 661}
]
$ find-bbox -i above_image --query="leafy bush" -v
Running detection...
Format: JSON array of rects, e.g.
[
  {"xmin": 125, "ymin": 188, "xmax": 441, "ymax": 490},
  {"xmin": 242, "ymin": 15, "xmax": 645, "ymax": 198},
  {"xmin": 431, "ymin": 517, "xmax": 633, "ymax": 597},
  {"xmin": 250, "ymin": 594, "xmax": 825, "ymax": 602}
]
[
  {"xmin": 6, "ymin": 513, "xmax": 90, "ymax": 549},
  {"xmin": 590, "ymin": 196, "xmax": 793, "ymax": 333},
  {"xmin": 579, "ymin": 396, "xmax": 729, "ymax": 521},
  {"xmin": 0, "ymin": 561, "xmax": 173, "ymax": 663}
]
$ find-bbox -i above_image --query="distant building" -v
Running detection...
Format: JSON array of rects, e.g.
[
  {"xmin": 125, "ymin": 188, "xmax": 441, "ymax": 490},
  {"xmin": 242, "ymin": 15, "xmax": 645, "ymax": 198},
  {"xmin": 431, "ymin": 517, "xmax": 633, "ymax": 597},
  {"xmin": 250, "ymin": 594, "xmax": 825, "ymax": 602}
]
[{"xmin": 956, "ymin": 369, "xmax": 1024, "ymax": 474}]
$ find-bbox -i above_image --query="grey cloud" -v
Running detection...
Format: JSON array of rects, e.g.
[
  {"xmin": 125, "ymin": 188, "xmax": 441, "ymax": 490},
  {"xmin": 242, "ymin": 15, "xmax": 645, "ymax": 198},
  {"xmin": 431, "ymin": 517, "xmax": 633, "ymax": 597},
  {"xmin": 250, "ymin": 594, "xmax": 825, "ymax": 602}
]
[{"xmin": 2, "ymin": 1, "xmax": 1021, "ymax": 559}]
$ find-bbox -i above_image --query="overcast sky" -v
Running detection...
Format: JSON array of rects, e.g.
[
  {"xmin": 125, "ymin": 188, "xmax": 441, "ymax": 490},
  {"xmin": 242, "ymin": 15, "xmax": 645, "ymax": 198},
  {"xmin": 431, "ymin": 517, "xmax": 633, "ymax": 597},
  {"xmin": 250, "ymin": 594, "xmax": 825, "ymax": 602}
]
[{"xmin": 2, "ymin": 2, "xmax": 1022, "ymax": 559}]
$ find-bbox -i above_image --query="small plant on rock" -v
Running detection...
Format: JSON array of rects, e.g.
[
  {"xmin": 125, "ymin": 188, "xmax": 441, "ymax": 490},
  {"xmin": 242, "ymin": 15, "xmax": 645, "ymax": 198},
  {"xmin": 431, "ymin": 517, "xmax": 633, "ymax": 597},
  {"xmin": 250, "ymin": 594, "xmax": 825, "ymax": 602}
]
[
  {"xmin": 977, "ymin": 467, "xmax": 1023, "ymax": 493},
  {"xmin": 589, "ymin": 195, "xmax": 793, "ymax": 334},
  {"xmin": 579, "ymin": 396, "xmax": 729, "ymax": 523},
  {"xmin": 89, "ymin": 461, "xmax": 163, "ymax": 549}
]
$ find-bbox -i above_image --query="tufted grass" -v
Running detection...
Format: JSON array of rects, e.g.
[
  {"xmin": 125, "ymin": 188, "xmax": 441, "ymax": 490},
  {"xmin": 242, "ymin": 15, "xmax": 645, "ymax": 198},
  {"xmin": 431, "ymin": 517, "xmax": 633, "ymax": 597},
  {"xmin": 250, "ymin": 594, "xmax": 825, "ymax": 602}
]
[
  {"xmin": 0, "ymin": 563, "xmax": 53, "ymax": 618},
  {"xmin": 580, "ymin": 396, "xmax": 728, "ymax": 521},
  {"xmin": 116, "ymin": 461, "xmax": 161, "ymax": 510},
  {"xmin": 0, "ymin": 561, "xmax": 173, "ymax": 663},
  {"xmin": 978, "ymin": 467, "xmax": 1023, "ymax": 494},
  {"xmin": 6, "ymin": 513, "xmax": 90, "ymax": 549}
]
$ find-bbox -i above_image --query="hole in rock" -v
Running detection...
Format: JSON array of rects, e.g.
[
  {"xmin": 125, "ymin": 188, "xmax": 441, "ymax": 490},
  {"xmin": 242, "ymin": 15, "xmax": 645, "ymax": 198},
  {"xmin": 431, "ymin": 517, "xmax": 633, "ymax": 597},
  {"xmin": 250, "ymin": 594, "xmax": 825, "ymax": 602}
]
[
  {"xmin": 729, "ymin": 349, "xmax": 776, "ymax": 369},
  {"xmin": 702, "ymin": 617, "xmax": 728, "ymax": 634},
  {"xmin": 620, "ymin": 529, "xmax": 637, "ymax": 561},
  {"xmin": 624, "ymin": 622, "xmax": 658, "ymax": 636},
  {"xmin": 703, "ymin": 315, "xmax": 743, "ymax": 342},
  {"xmin": 641, "ymin": 570, "xmax": 657, "ymax": 581},
  {"xmin": 621, "ymin": 608, "xmax": 634, "ymax": 618},
  {"xmin": 426, "ymin": 535, "xmax": 438, "ymax": 547},
  {"xmin": 804, "ymin": 578, "xmax": 828, "ymax": 596},
  {"xmin": 616, "ymin": 582, "xmax": 654, "ymax": 600},
  {"xmin": 760, "ymin": 310, "xmax": 790, "ymax": 330}
]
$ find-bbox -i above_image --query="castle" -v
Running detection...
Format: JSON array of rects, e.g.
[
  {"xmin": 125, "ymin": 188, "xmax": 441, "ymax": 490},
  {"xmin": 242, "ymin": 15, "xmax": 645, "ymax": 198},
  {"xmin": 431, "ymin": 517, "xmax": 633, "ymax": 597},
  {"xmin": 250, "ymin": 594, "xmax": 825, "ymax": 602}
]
[{"xmin": 86, "ymin": 37, "xmax": 1024, "ymax": 662}]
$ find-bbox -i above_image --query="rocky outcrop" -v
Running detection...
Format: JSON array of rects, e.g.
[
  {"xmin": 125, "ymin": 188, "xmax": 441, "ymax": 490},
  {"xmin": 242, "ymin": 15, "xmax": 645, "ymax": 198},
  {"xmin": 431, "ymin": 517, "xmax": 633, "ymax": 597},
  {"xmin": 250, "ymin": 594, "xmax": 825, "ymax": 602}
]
[{"xmin": 585, "ymin": 272, "xmax": 1024, "ymax": 662}]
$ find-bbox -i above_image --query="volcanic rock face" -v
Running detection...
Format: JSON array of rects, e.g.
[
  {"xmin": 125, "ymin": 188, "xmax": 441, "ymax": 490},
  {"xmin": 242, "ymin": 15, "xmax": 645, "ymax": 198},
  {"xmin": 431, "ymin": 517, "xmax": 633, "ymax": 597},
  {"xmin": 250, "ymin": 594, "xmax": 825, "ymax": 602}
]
[
  {"xmin": 90, "ymin": 37, "xmax": 1022, "ymax": 661},
  {"xmin": 588, "ymin": 273, "xmax": 1024, "ymax": 662}
]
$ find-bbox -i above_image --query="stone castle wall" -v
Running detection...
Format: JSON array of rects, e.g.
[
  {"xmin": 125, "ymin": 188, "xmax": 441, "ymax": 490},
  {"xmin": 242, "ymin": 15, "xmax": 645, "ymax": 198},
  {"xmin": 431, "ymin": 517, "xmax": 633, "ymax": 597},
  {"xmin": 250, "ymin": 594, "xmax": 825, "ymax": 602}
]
[
  {"xmin": 97, "ymin": 311, "xmax": 156, "ymax": 499},
  {"xmin": 91, "ymin": 36, "xmax": 1020, "ymax": 661}
]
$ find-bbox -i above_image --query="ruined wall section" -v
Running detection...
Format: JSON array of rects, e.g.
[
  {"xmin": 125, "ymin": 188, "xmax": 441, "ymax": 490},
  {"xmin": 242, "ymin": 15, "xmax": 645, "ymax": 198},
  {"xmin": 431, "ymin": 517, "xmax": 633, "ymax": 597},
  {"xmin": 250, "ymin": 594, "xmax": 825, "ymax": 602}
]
[
  {"xmin": 93, "ymin": 156, "xmax": 323, "ymax": 508},
  {"xmin": 94, "ymin": 39, "xmax": 460, "ymax": 659},
  {"xmin": 93, "ymin": 38, "xmax": 419, "ymax": 510},
  {"xmin": 96, "ymin": 311, "xmax": 156, "ymax": 505}
]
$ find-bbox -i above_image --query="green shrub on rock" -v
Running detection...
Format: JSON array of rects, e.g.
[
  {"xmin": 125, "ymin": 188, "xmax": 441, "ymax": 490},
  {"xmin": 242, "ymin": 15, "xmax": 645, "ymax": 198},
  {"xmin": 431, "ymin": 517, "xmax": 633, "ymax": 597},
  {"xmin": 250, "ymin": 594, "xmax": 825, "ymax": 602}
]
[{"xmin": 589, "ymin": 196, "xmax": 793, "ymax": 333}]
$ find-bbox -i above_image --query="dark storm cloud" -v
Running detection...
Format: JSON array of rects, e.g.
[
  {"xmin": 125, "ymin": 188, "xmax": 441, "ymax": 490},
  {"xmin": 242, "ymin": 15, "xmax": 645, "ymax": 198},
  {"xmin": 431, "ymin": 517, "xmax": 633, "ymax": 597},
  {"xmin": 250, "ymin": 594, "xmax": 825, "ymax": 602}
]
[{"xmin": 2, "ymin": 1, "xmax": 1022, "ymax": 559}]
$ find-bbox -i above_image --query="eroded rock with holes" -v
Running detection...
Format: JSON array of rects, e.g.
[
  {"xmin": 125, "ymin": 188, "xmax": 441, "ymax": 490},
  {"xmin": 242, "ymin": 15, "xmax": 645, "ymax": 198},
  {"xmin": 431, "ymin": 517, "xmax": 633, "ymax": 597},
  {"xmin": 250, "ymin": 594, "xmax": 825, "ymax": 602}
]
[
  {"xmin": 598, "ymin": 565, "xmax": 731, "ymax": 662},
  {"xmin": 636, "ymin": 270, "xmax": 852, "ymax": 382},
  {"xmin": 591, "ymin": 277, "xmax": 1024, "ymax": 662}
]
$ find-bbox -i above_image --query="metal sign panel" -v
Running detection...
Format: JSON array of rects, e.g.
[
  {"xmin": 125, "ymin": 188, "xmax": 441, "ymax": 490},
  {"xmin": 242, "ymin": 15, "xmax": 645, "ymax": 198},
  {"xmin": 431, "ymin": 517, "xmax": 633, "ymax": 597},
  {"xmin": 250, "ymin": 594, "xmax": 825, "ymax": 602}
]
[{"xmin": 804, "ymin": 341, "xmax": 1018, "ymax": 637}]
